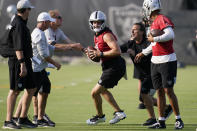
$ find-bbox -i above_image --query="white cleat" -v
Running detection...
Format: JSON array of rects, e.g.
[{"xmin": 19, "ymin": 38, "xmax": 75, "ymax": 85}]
[
  {"xmin": 109, "ymin": 111, "xmax": 126, "ymax": 124},
  {"xmin": 86, "ymin": 115, "xmax": 106, "ymax": 125}
]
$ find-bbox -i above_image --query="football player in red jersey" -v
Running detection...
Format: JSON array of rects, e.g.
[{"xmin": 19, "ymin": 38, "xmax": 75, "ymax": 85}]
[
  {"xmin": 135, "ymin": 0, "xmax": 184, "ymax": 129},
  {"xmin": 85, "ymin": 11, "xmax": 126, "ymax": 125}
]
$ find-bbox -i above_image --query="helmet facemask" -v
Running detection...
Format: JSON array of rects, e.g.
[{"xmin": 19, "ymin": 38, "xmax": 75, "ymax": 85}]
[
  {"xmin": 89, "ymin": 11, "xmax": 106, "ymax": 33},
  {"xmin": 89, "ymin": 20, "xmax": 105, "ymax": 33}
]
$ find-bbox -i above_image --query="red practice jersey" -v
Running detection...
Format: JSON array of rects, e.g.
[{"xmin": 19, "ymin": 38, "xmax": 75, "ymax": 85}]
[
  {"xmin": 94, "ymin": 30, "xmax": 117, "ymax": 62},
  {"xmin": 151, "ymin": 14, "xmax": 174, "ymax": 56}
]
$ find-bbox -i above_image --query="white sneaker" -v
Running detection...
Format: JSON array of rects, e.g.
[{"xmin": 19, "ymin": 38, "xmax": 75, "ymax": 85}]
[
  {"xmin": 86, "ymin": 115, "xmax": 106, "ymax": 125},
  {"xmin": 109, "ymin": 111, "xmax": 126, "ymax": 124}
]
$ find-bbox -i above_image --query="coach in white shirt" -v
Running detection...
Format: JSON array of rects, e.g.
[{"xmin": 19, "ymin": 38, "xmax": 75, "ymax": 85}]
[
  {"xmin": 45, "ymin": 9, "xmax": 76, "ymax": 46},
  {"xmin": 31, "ymin": 12, "xmax": 62, "ymax": 127}
]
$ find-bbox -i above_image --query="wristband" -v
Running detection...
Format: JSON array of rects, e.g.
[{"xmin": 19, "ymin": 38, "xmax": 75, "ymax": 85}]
[
  {"xmin": 18, "ymin": 58, "xmax": 25, "ymax": 63},
  {"xmin": 51, "ymin": 41, "xmax": 56, "ymax": 46},
  {"xmin": 100, "ymin": 52, "xmax": 104, "ymax": 58}
]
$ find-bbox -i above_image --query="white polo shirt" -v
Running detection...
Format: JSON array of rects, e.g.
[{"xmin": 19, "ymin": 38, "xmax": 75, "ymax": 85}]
[{"xmin": 45, "ymin": 27, "xmax": 68, "ymax": 43}]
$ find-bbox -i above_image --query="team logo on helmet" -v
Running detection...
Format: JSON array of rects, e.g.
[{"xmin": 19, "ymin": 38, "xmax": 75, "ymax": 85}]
[
  {"xmin": 89, "ymin": 11, "xmax": 106, "ymax": 33},
  {"xmin": 108, "ymin": 3, "xmax": 142, "ymax": 44}
]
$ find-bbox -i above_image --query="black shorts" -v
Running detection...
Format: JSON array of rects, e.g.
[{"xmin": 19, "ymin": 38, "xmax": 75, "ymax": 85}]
[
  {"xmin": 140, "ymin": 76, "xmax": 154, "ymax": 94},
  {"xmin": 151, "ymin": 61, "xmax": 177, "ymax": 89},
  {"xmin": 33, "ymin": 70, "xmax": 51, "ymax": 96},
  {"xmin": 98, "ymin": 56, "xmax": 126, "ymax": 89},
  {"xmin": 133, "ymin": 66, "xmax": 140, "ymax": 79},
  {"xmin": 8, "ymin": 57, "xmax": 34, "ymax": 91}
]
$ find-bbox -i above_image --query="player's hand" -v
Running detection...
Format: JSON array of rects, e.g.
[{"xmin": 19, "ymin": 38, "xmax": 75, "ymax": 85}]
[
  {"xmin": 88, "ymin": 49, "xmax": 100, "ymax": 59},
  {"xmin": 83, "ymin": 48, "xmax": 88, "ymax": 55},
  {"xmin": 147, "ymin": 33, "xmax": 154, "ymax": 42},
  {"xmin": 127, "ymin": 49, "xmax": 135, "ymax": 57},
  {"xmin": 54, "ymin": 62, "xmax": 61, "ymax": 70},
  {"xmin": 88, "ymin": 50, "xmax": 95, "ymax": 59},
  {"xmin": 134, "ymin": 52, "xmax": 145, "ymax": 63},
  {"xmin": 20, "ymin": 63, "xmax": 27, "ymax": 77}
]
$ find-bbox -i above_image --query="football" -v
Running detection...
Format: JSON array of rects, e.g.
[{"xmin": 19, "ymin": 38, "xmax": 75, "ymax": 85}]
[
  {"xmin": 87, "ymin": 46, "xmax": 100, "ymax": 62},
  {"xmin": 150, "ymin": 29, "xmax": 164, "ymax": 37}
]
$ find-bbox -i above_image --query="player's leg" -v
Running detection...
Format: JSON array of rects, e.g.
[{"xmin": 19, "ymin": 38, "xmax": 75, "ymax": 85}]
[
  {"xmin": 142, "ymin": 94, "xmax": 157, "ymax": 126},
  {"xmin": 101, "ymin": 89, "xmax": 126, "ymax": 124},
  {"xmin": 18, "ymin": 88, "xmax": 37, "ymax": 128},
  {"xmin": 19, "ymin": 89, "xmax": 36, "ymax": 118},
  {"xmin": 140, "ymin": 77, "xmax": 157, "ymax": 127},
  {"xmin": 3, "ymin": 90, "xmax": 21, "ymax": 129},
  {"xmin": 86, "ymin": 83, "xmax": 106, "ymax": 125},
  {"xmin": 38, "ymin": 93, "xmax": 48, "ymax": 120},
  {"xmin": 149, "ymin": 89, "xmax": 172, "ymax": 120},
  {"xmin": 36, "ymin": 70, "xmax": 54, "ymax": 127},
  {"xmin": 31, "ymin": 71, "xmax": 41, "ymax": 125},
  {"xmin": 138, "ymin": 80, "xmax": 146, "ymax": 109},
  {"xmin": 162, "ymin": 61, "xmax": 184, "ymax": 129},
  {"xmin": 149, "ymin": 63, "xmax": 166, "ymax": 129},
  {"xmin": 18, "ymin": 61, "xmax": 37, "ymax": 128},
  {"xmin": 101, "ymin": 89, "xmax": 121, "ymax": 112},
  {"xmin": 164, "ymin": 88, "xmax": 180, "ymax": 114},
  {"xmin": 3, "ymin": 58, "xmax": 22, "ymax": 129},
  {"xmin": 12, "ymin": 96, "xmax": 22, "ymax": 124},
  {"xmin": 32, "ymin": 96, "xmax": 38, "ymax": 124},
  {"xmin": 37, "ymin": 92, "xmax": 50, "ymax": 127},
  {"xmin": 91, "ymin": 83, "xmax": 106, "ymax": 116},
  {"xmin": 157, "ymin": 88, "xmax": 166, "ymax": 120},
  {"xmin": 142, "ymin": 94, "xmax": 155, "ymax": 117}
]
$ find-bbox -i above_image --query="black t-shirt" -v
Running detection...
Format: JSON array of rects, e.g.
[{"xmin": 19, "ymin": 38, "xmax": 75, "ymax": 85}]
[
  {"xmin": 10, "ymin": 15, "xmax": 33, "ymax": 58},
  {"xmin": 120, "ymin": 39, "xmax": 151, "ymax": 79}
]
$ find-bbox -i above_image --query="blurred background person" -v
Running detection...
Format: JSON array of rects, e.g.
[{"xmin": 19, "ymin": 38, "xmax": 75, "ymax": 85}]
[
  {"xmin": 45, "ymin": 9, "xmax": 74, "ymax": 45},
  {"xmin": 6, "ymin": 4, "xmax": 17, "ymax": 30}
]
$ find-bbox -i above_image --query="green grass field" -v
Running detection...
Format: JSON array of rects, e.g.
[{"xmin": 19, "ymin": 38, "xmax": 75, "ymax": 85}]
[{"xmin": 0, "ymin": 62, "xmax": 197, "ymax": 131}]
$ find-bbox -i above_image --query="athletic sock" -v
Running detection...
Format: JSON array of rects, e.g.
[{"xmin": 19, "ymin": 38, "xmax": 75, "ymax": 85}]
[
  {"xmin": 175, "ymin": 115, "xmax": 181, "ymax": 119},
  {"xmin": 159, "ymin": 117, "xmax": 166, "ymax": 121}
]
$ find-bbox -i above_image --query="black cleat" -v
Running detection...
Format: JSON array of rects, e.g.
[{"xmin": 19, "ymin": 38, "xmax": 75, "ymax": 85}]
[
  {"xmin": 18, "ymin": 117, "xmax": 37, "ymax": 128},
  {"xmin": 43, "ymin": 114, "xmax": 55, "ymax": 127},
  {"xmin": 175, "ymin": 119, "xmax": 184, "ymax": 130},
  {"xmin": 12, "ymin": 117, "xmax": 19, "ymax": 125},
  {"xmin": 2, "ymin": 121, "xmax": 21, "ymax": 129},
  {"xmin": 164, "ymin": 105, "xmax": 173, "ymax": 120},
  {"xmin": 32, "ymin": 115, "xmax": 38, "ymax": 124},
  {"xmin": 37, "ymin": 119, "xmax": 50, "ymax": 127},
  {"xmin": 149, "ymin": 120, "xmax": 166, "ymax": 129},
  {"xmin": 142, "ymin": 118, "xmax": 157, "ymax": 126},
  {"xmin": 86, "ymin": 115, "xmax": 106, "ymax": 125}
]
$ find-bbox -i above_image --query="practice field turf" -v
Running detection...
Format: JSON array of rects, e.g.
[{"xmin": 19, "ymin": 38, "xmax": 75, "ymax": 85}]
[{"xmin": 0, "ymin": 62, "xmax": 196, "ymax": 131}]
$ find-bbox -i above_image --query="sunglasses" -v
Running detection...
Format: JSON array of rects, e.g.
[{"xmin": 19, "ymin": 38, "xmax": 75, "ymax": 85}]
[{"xmin": 56, "ymin": 16, "xmax": 62, "ymax": 20}]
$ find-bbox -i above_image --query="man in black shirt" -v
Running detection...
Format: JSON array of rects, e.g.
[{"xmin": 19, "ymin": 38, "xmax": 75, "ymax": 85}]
[
  {"xmin": 120, "ymin": 23, "xmax": 172, "ymax": 127},
  {"xmin": 3, "ymin": 0, "xmax": 37, "ymax": 129}
]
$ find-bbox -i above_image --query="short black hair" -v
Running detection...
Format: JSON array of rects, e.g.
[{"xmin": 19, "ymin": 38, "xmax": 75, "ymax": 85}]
[{"xmin": 133, "ymin": 22, "xmax": 146, "ymax": 38}]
